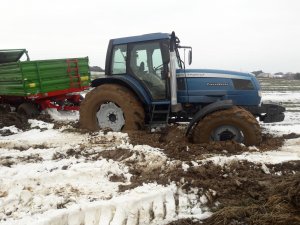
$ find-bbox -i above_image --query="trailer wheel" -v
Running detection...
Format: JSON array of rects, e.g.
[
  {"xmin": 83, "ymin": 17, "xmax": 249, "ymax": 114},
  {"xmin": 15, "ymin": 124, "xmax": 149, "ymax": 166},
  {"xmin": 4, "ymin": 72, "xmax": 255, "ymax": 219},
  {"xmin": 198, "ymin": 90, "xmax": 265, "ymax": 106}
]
[
  {"xmin": 79, "ymin": 84, "xmax": 145, "ymax": 131},
  {"xmin": 17, "ymin": 103, "xmax": 40, "ymax": 117},
  {"xmin": 192, "ymin": 106, "xmax": 262, "ymax": 146}
]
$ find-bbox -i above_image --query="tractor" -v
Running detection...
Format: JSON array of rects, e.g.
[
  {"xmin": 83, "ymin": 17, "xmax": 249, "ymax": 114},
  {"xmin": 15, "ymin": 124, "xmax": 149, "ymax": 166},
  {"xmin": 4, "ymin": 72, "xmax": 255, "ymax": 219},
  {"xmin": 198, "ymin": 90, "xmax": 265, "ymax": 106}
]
[{"xmin": 79, "ymin": 32, "xmax": 285, "ymax": 146}]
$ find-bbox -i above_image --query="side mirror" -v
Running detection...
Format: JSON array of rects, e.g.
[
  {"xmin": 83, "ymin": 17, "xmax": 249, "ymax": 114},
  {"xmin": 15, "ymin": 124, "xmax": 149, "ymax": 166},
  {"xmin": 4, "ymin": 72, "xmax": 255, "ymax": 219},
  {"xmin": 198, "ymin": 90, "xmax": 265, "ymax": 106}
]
[{"xmin": 188, "ymin": 49, "xmax": 192, "ymax": 65}]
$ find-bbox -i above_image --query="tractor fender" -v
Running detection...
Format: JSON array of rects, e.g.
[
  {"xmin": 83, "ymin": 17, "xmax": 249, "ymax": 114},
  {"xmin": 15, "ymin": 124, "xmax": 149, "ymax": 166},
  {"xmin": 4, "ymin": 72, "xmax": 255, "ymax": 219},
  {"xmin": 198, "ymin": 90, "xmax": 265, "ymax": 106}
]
[
  {"xmin": 91, "ymin": 76, "xmax": 152, "ymax": 106},
  {"xmin": 185, "ymin": 100, "xmax": 234, "ymax": 136}
]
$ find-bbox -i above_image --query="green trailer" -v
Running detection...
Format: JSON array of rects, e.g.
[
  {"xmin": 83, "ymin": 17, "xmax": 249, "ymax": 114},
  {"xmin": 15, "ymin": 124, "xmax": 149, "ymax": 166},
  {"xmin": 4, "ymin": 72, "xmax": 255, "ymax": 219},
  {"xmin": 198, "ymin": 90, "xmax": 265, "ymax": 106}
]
[{"xmin": 0, "ymin": 49, "xmax": 91, "ymax": 115}]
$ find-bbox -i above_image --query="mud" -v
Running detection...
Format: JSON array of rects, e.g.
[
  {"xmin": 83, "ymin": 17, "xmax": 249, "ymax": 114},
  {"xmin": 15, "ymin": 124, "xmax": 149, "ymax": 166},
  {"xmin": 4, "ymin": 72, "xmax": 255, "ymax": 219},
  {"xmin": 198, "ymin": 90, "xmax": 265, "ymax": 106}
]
[
  {"xmin": 127, "ymin": 124, "xmax": 285, "ymax": 161},
  {"xmin": 1, "ymin": 113, "xmax": 300, "ymax": 225},
  {"xmin": 86, "ymin": 144, "xmax": 300, "ymax": 224},
  {"xmin": 12, "ymin": 112, "xmax": 287, "ymax": 157},
  {"xmin": 0, "ymin": 112, "xmax": 30, "ymax": 130},
  {"xmin": 0, "ymin": 154, "xmax": 43, "ymax": 167},
  {"xmin": 201, "ymin": 175, "xmax": 300, "ymax": 225},
  {"xmin": 283, "ymin": 132, "xmax": 300, "ymax": 139},
  {"xmin": 92, "ymin": 146, "xmax": 300, "ymax": 225},
  {"xmin": 79, "ymin": 132, "xmax": 299, "ymax": 225}
]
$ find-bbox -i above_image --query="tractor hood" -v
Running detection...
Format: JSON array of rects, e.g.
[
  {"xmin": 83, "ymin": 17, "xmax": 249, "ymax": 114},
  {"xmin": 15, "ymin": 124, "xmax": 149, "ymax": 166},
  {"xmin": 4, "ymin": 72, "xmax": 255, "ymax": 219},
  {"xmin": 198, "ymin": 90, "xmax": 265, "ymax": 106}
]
[
  {"xmin": 176, "ymin": 69, "xmax": 255, "ymax": 79},
  {"xmin": 175, "ymin": 68, "xmax": 262, "ymax": 106}
]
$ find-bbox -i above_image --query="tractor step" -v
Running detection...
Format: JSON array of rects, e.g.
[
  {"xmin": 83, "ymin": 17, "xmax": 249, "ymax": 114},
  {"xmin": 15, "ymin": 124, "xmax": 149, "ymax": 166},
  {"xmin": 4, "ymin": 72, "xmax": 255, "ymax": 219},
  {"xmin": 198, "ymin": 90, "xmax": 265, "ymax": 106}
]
[{"xmin": 149, "ymin": 103, "xmax": 170, "ymax": 128}]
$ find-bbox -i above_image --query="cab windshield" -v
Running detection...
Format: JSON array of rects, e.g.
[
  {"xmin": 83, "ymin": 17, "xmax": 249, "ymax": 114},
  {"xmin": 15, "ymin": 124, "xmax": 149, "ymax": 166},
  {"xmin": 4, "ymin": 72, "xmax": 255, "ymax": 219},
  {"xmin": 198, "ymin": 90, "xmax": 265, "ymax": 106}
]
[
  {"xmin": 173, "ymin": 39, "xmax": 192, "ymax": 69},
  {"xmin": 175, "ymin": 48, "xmax": 183, "ymax": 69}
]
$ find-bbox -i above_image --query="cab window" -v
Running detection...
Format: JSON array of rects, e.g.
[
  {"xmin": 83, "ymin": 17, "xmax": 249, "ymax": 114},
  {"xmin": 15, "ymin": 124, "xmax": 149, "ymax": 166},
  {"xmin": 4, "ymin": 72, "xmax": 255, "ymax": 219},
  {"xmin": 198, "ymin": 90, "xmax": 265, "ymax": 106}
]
[{"xmin": 111, "ymin": 44, "xmax": 127, "ymax": 74}]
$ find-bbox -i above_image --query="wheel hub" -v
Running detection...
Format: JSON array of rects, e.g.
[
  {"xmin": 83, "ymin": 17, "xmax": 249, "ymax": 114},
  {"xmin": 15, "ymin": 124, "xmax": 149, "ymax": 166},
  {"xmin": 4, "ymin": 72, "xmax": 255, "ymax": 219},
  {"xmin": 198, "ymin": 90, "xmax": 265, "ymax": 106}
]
[
  {"xmin": 108, "ymin": 113, "xmax": 117, "ymax": 122},
  {"xmin": 219, "ymin": 130, "xmax": 235, "ymax": 141},
  {"xmin": 96, "ymin": 102, "xmax": 125, "ymax": 131},
  {"xmin": 212, "ymin": 125, "xmax": 244, "ymax": 142}
]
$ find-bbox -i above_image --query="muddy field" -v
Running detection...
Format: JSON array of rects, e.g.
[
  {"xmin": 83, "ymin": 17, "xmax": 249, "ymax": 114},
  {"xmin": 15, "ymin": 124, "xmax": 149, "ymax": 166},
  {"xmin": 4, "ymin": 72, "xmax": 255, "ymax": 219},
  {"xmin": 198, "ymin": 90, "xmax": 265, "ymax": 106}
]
[
  {"xmin": 1, "ymin": 78, "xmax": 300, "ymax": 225},
  {"xmin": 113, "ymin": 129, "xmax": 300, "ymax": 225},
  {"xmin": 1, "ymin": 109, "xmax": 299, "ymax": 224}
]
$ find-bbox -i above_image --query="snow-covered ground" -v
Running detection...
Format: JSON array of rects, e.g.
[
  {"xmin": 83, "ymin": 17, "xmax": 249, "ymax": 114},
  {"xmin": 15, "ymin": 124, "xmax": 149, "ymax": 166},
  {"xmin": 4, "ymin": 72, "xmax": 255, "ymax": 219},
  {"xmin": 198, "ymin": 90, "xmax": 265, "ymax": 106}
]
[
  {"xmin": 1, "ymin": 79, "xmax": 300, "ymax": 225},
  {"xmin": 0, "ymin": 119, "xmax": 213, "ymax": 225},
  {"xmin": 260, "ymin": 78, "xmax": 300, "ymax": 135}
]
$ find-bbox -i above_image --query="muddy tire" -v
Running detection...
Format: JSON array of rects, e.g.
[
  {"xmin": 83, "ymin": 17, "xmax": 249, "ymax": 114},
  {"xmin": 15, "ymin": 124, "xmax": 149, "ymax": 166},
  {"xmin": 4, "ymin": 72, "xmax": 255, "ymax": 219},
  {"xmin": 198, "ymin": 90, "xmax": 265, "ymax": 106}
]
[
  {"xmin": 79, "ymin": 84, "xmax": 145, "ymax": 131},
  {"xmin": 17, "ymin": 103, "xmax": 40, "ymax": 117},
  {"xmin": 192, "ymin": 106, "xmax": 262, "ymax": 146}
]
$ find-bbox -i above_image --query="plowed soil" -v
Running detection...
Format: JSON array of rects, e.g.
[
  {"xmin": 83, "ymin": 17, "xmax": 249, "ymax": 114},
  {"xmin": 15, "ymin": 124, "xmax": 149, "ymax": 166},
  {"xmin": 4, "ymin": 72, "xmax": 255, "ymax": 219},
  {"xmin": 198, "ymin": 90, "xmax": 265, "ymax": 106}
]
[
  {"xmin": 98, "ymin": 147, "xmax": 300, "ymax": 225},
  {"xmin": 126, "ymin": 126, "xmax": 299, "ymax": 224},
  {"xmin": 81, "ymin": 124, "xmax": 297, "ymax": 225}
]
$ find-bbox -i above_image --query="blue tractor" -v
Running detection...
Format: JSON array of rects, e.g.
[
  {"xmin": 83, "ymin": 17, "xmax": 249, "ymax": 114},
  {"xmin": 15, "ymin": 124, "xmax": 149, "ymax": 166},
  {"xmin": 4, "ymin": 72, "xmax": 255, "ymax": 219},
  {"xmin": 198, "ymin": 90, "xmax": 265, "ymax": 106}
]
[{"xmin": 79, "ymin": 32, "xmax": 285, "ymax": 146}]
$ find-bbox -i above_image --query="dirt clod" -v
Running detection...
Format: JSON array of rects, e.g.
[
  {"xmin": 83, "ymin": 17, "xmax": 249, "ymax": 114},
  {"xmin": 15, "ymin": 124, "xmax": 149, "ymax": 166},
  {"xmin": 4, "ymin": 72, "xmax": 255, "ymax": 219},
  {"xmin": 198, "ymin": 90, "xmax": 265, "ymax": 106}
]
[{"xmin": 283, "ymin": 132, "xmax": 300, "ymax": 139}]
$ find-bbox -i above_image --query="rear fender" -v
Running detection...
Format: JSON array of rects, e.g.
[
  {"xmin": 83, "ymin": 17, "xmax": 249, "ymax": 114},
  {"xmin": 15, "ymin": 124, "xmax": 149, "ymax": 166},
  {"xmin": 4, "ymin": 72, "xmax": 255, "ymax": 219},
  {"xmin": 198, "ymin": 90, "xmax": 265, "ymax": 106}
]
[
  {"xmin": 91, "ymin": 76, "xmax": 151, "ymax": 106},
  {"xmin": 186, "ymin": 100, "xmax": 234, "ymax": 136}
]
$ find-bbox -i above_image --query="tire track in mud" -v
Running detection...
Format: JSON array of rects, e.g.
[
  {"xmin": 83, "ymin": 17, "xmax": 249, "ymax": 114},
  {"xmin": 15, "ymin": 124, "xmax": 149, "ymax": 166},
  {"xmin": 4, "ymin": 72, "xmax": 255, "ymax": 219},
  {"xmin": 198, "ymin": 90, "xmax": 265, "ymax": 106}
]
[{"xmin": 8, "ymin": 185, "xmax": 210, "ymax": 225}]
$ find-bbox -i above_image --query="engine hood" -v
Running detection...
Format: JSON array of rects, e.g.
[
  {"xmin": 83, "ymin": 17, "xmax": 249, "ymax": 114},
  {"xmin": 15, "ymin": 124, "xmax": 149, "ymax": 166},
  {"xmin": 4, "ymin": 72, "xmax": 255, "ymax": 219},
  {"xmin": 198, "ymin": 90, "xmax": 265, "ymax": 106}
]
[{"xmin": 176, "ymin": 69, "xmax": 254, "ymax": 79}]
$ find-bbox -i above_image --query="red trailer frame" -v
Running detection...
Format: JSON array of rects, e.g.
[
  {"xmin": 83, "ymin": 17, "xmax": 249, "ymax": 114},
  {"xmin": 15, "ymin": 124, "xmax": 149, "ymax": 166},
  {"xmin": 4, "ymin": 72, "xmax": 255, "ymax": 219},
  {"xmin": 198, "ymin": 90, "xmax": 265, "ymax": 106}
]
[{"xmin": 0, "ymin": 86, "xmax": 89, "ymax": 112}]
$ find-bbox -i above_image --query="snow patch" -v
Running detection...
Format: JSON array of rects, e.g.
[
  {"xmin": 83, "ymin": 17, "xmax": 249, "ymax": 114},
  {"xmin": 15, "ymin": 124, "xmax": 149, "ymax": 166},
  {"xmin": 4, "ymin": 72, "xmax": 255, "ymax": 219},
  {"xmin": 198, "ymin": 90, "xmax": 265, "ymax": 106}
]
[
  {"xmin": 1, "ymin": 184, "xmax": 211, "ymax": 225},
  {"xmin": 44, "ymin": 108, "xmax": 79, "ymax": 121},
  {"xmin": 29, "ymin": 119, "xmax": 54, "ymax": 129},
  {"xmin": 0, "ymin": 126, "xmax": 21, "ymax": 134},
  {"xmin": 0, "ymin": 158, "xmax": 131, "ymax": 222}
]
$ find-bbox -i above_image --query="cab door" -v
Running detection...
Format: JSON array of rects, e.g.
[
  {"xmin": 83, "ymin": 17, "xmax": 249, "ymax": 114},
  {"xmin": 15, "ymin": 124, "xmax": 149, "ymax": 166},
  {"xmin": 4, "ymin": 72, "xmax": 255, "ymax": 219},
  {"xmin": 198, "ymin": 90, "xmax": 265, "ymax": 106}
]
[{"xmin": 128, "ymin": 41, "xmax": 169, "ymax": 100}]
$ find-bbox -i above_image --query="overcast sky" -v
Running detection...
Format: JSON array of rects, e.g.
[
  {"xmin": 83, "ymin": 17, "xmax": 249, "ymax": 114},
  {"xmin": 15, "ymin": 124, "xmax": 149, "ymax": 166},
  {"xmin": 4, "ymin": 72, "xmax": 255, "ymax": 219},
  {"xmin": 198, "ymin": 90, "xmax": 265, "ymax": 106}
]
[{"xmin": 1, "ymin": 0, "xmax": 299, "ymax": 73}]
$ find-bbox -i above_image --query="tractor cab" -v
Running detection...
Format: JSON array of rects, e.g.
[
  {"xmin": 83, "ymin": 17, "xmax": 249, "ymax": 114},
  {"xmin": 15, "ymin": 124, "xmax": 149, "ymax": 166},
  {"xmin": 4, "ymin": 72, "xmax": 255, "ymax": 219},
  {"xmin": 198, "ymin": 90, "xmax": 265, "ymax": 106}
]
[{"xmin": 104, "ymin": 32, "xmax": 191, "ymax": 103}]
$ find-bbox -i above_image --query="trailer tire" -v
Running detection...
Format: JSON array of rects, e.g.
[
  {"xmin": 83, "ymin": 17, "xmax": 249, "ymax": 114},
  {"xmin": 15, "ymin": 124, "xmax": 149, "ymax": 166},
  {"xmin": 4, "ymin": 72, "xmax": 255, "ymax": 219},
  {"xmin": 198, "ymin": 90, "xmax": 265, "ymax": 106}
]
[
  {"xmin": 79, "ymin": 84, "xmax": 145, "ymax": 131},
  {"xmin": 17, "ymin": 103, "xmax": 40, "ymax": 117},
  {"xmin": 192, "ymin": 106, "xmax": 262, "ymax": 146}
]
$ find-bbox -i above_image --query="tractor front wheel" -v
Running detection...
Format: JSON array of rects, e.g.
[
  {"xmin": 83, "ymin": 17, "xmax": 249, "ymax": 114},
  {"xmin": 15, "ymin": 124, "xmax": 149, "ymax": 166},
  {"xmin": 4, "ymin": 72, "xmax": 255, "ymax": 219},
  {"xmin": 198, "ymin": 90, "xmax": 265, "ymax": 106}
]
[{"xmin": 192, "ymin": 106, "xmax": 262, "ymax": 146}]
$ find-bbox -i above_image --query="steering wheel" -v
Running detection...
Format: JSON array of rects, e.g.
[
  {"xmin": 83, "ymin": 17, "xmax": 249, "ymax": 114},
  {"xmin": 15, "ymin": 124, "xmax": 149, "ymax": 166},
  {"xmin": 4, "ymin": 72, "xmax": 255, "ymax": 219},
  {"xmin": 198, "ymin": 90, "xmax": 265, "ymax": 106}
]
[{"xmin": 154, "ymin": 64, "xmax": 164, "ymax": 72}]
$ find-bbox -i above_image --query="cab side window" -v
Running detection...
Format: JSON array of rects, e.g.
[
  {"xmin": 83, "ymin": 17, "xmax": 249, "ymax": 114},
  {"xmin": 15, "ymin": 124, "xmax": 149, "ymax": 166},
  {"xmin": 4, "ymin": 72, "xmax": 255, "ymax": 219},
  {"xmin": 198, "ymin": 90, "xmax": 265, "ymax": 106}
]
[{"xmin": 111, "ymin": 44, "xmax": 127, "ymax": 74}]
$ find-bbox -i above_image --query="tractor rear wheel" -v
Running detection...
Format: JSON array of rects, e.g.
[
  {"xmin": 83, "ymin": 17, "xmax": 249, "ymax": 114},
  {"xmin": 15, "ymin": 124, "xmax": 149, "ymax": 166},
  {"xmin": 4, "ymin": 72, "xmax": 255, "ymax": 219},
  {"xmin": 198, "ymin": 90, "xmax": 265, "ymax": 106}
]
[
  {"xmin": 192, "ymin": 106, "xmax": 262, "ymax": 146},
  {"xmin": 79, "ymin": 84, "xmax": 145, "ymax": 131}
]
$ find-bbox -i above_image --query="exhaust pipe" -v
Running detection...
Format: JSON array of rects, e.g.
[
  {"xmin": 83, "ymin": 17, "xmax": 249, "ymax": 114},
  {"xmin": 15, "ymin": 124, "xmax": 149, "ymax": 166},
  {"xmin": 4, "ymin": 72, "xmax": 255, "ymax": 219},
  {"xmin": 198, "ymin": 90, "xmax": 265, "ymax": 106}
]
[{"xmin": 170, "ymin": 32, "xmax": 182, "ymax": 112}]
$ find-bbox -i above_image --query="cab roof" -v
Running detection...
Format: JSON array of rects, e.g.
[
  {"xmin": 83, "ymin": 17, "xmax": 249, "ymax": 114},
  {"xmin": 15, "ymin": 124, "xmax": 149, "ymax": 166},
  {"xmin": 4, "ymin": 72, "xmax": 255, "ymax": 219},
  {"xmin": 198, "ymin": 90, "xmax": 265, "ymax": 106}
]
[{"xmin": 111, "ymin": 33, "xmax": 170, "ymax": 45}]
